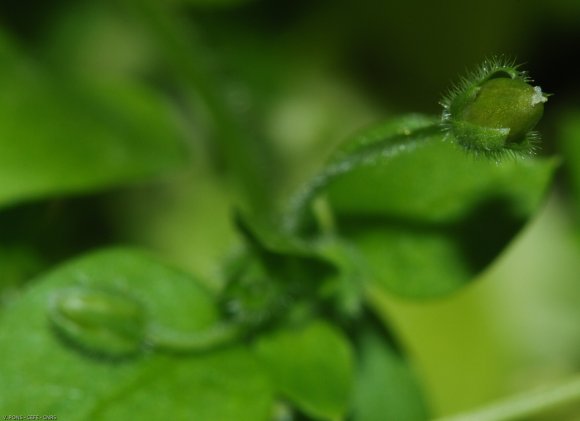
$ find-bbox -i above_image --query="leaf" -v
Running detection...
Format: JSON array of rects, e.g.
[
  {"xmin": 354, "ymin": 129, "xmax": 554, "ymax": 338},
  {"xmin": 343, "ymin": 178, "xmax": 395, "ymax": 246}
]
[
  {"xmin": 0, "ymin": 30, "xmax": 185, "ymax": 208},
  {"xmin": 286, "ymin": 115, "xmax": 557, "ymax": 298},
  {"xmin": 352, "ymin": 328, "xmax": 429, "ymax": 421},
  {"xmin": 91, "ymin": 351, "xmax": 273, "ymax": 420},
  {"xmin": 254, "ymin": 320, "xmax": 354, "ymax": 420},
  {"xmin": 558, "ymin": 109, "xmax": 580, "ymax": 223},
  {"xmin": 328, "ymin": 114, "xmax": 438, "ymax": 164},
  {"xmin": 0, "ymin": 249, "xmax": 273, "ymax": 419}
]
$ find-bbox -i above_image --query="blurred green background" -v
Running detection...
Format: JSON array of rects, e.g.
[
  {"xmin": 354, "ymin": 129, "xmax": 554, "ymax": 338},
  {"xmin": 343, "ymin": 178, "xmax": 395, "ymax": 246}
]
[{"xmin": 1, "ymin": 0, "xmax": 580, "ymax": 418}]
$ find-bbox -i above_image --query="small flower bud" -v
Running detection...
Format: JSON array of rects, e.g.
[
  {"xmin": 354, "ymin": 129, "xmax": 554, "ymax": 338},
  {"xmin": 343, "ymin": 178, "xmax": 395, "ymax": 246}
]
[
  {"xmin": 48, "ymin": 287, "xmax": 146, "ymax": 358},
  {"xmin": 441, "ymin": 57, "xmax": 548, "ymax": 158}
]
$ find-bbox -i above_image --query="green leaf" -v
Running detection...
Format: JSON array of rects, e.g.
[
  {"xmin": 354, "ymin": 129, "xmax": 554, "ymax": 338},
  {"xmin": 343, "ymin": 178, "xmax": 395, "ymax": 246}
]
[
  {"xmin": 254, "ymin": 321, "xmax": 354, "ymax": 420},
  {"xmin": 558, "ymin": 109, "xmax": 580, "ymax": 223},
  {"xmin": 0, "ymin": 30, "xmax": 185, "ymax": 208},
  {"xmin": 287, "ymin": 115, "xmax": 556, "ymax": 298},
  {"xmin": 0, "ymin": 249, "xmax": 273, "ymax": 419},
  {"xmin": 352, "ymin": 328, "xmax": 429, "ymax": 421},
  {"xmin": 92, "ymin": 351, "xmax": 273, "ymax": 420},
  {"xmin": 328, "ymin": 114, "xmax": 438, "ymax": 164}
]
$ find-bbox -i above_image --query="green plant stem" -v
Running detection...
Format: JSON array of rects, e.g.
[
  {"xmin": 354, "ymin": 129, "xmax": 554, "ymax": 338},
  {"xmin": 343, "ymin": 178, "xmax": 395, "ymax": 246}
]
[
  {"xmin": 436, "ymin": 376, "xmax": 580, "ymax": 421},
  {"xmin": 286, "ymin": 123, "xmax": 442, "ymax": 233},
  {"xmin": 147, "ymin": 323, "xmax": 243, "ymax": 354}
]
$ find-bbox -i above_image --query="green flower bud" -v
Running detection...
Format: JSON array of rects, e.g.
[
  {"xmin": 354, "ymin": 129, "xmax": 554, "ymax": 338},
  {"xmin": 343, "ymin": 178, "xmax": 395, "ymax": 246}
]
[
  {"xmin": 441, "ymin": 57, "xmax": 548, "ymax": 158},
  {"xmin": 48, "ymin": 287, "xmax": 146, "ymax": 358}
]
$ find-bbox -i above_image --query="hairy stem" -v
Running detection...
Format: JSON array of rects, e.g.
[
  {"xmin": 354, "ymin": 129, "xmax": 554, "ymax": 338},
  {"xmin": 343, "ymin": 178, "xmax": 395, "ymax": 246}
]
[{"xmin": 286, "ymin": 122, "xmax": 442, "ymax": 233}]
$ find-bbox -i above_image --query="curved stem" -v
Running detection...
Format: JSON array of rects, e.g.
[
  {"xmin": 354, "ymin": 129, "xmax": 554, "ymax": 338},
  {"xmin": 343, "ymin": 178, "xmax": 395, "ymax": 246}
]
[
  {"xmin": 285, "ymin": 122, "xmax": 442, "ymax": 233},
  {"xmin": 147, "ymin": 323, "xmax": 244, "ymax": 354},
  {"xmin": 436, "ymin": 376, "xmax": 580, "ymax": 421}
]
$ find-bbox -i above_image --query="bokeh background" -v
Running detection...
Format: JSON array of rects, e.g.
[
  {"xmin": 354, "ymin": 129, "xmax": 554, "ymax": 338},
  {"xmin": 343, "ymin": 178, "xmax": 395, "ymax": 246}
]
[{"xmin": 1, "ymin": 0, "xmax": 580, "ymax": 418}]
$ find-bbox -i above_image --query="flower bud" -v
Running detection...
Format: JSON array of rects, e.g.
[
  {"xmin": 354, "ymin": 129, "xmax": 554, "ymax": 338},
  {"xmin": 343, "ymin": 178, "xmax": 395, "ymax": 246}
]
[
  {"xmin": 441, "ymin": 58, "xmax": 548, "ymax": 157},
  {"xmin": 48, "ymin": 287, "xmax": 146, "ymax": 358}
]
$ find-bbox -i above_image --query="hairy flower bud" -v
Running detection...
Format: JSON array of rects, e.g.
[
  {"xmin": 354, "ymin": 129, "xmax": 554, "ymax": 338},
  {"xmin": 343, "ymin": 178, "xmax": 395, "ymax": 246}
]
[{"xmin": 441, "ymin": 57, "xmax": 548, "ymax": 158}]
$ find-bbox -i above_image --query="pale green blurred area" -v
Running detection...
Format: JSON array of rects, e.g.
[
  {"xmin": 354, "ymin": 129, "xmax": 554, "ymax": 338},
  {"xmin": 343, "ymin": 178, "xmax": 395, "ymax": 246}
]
[
  {"xmin": 2, "ymin": 0, "xmax": 580, "ymax": 418},
  {"xmin": 374, "ymin": 193, "xmax": 580, "ymax": 418}
]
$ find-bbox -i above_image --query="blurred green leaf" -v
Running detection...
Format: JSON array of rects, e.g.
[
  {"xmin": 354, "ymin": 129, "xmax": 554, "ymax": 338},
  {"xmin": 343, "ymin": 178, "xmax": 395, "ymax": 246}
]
[
  {"xmin": 121, "ymin": 0, "xmax": 281, "ymax": 213},
  {"xmin": 0, "ymin": 249, "xmax": 273, "ymax": 419},
  {"xmin": 286, "ymin": 115, "xmax": 556, "ymax": 298},
  {"xmin": 254, "ymin": 321, "xmax": 354, "ymax": 420},
  {"xmin": 42, "ymin": 1, "xmax": 158, "ymax": 86},
  {"xmin": 0, "ymin": 30, "xmax": 185, "ymax": 208},
  {"xmin": 559, "ymin": 109, "xmax": 580, "ymax": 223},
  {"xmin": 327, "ymin": 114, "xmax": 437, "ymax": 164},
  {"xmin": 352, "ymin": 328, "xmax": 429, "ymax": 421}
]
